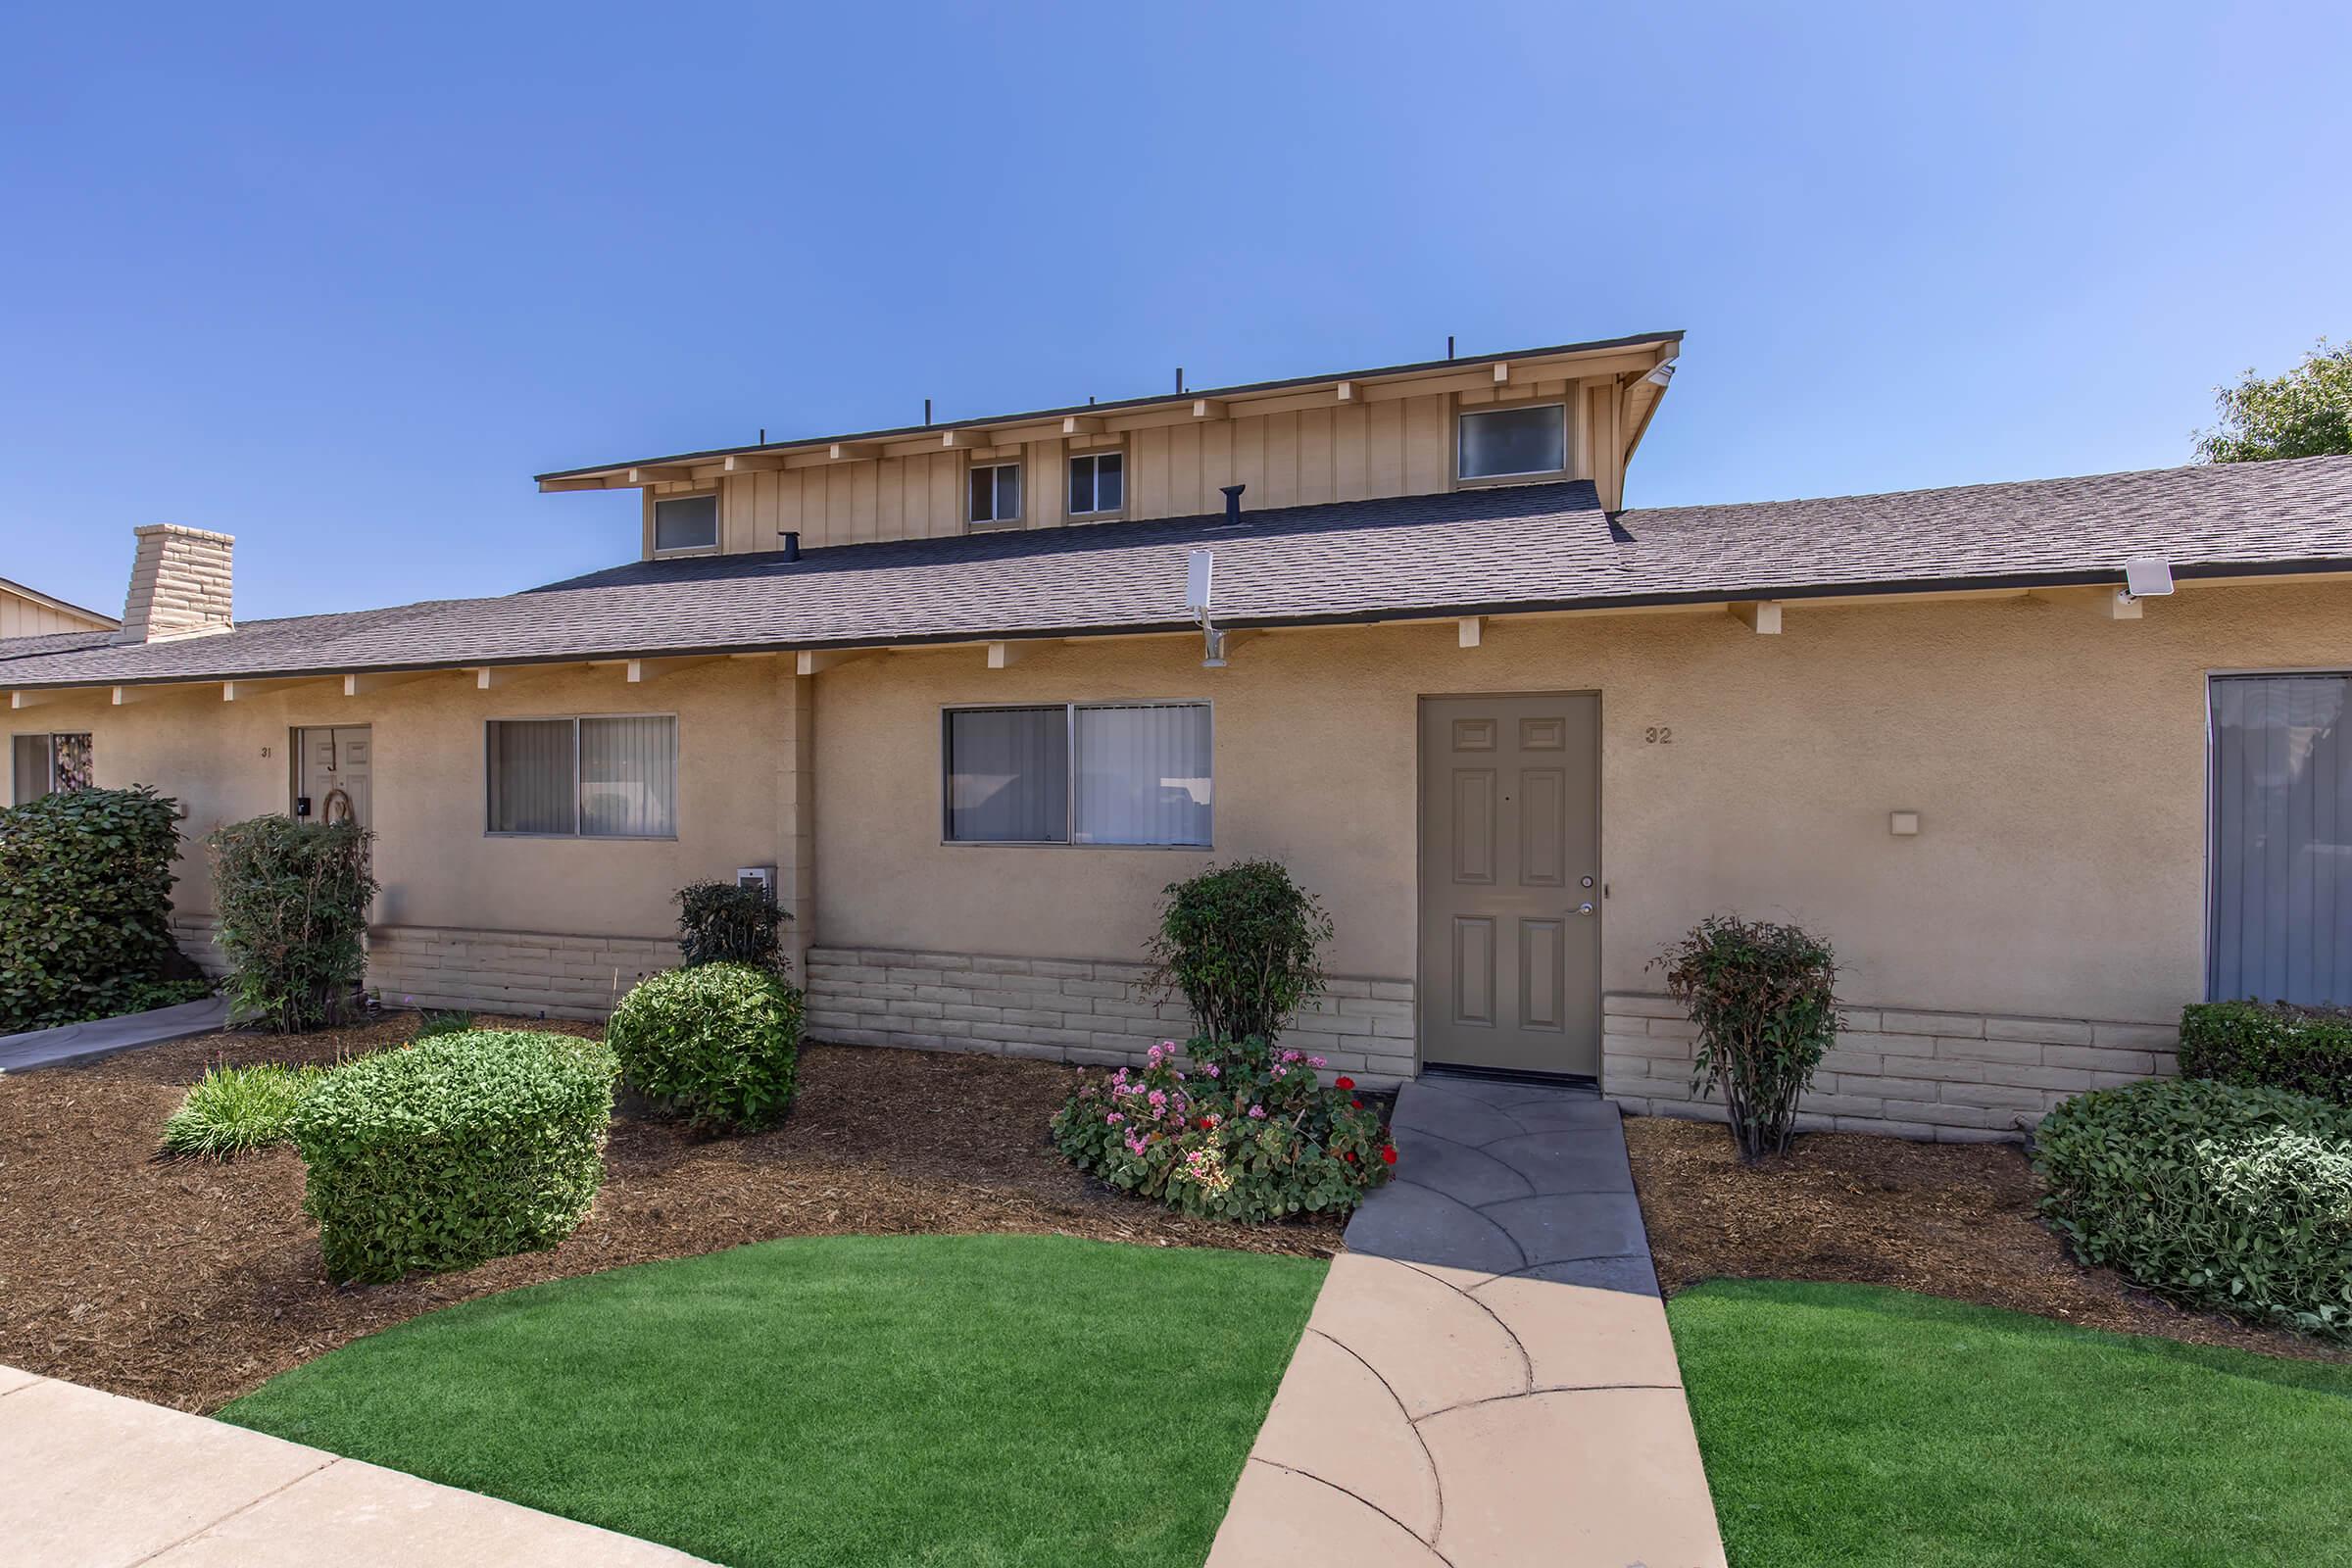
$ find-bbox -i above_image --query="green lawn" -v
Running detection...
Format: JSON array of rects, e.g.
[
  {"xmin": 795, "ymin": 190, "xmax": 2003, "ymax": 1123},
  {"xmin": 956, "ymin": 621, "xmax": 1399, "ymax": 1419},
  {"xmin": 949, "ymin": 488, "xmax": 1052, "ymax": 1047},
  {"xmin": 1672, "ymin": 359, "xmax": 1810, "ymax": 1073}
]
[
  {"xmin": 222, "ymin": 1234, "xmax": 1325, "ymax": 1568},
  {"xmin": 1667, "ymin": 1281, "xmax": 2352, "ymax": 1568}
]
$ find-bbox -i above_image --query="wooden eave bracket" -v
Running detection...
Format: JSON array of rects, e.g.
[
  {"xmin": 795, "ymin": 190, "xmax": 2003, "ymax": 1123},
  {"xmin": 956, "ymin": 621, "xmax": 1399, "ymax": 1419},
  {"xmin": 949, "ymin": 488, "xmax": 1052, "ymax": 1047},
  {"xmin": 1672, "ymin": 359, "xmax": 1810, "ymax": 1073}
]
[
  {"xmin": 1729, "ymin": 601, "xmax": 1783, "ymax": 634},
  {"xmin": 1457, "ymin": 616, "xmax": 1484, "ymax": 649}
]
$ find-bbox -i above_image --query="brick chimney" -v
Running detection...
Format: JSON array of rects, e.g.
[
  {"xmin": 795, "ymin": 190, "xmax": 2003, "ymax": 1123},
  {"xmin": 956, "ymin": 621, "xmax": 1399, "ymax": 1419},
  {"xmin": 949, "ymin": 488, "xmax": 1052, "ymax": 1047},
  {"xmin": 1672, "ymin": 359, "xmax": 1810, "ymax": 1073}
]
[{"xmin": 116, "ymin": 524, "xmax": 234, "ymax": 643}]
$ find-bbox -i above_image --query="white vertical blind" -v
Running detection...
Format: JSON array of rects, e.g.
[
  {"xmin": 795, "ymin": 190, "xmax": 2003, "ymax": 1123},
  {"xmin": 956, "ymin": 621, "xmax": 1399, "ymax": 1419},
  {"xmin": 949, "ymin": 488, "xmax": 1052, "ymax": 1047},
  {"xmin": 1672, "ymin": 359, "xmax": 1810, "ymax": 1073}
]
[
  {"xmin": 946, "ymin": 707, "xmax": 1067, "ymax": 841},
  {"xmin": 11, "ymin": 735, "xmax": 49, "ymax": 806},
  {"xmin": 487, "ymin": 719, "xmax": 576, "ymax": 834},
  {"xmin": 1074, "ymin": 704, "xmax": 1211, "ymax": 846},
  {"xmin": 2210, "ymin": 674, "xmax": 2352, "ymax": 1004},
  {"xmin": 580, "ymin": 716, "xmax": 678, "ymax": 837}
]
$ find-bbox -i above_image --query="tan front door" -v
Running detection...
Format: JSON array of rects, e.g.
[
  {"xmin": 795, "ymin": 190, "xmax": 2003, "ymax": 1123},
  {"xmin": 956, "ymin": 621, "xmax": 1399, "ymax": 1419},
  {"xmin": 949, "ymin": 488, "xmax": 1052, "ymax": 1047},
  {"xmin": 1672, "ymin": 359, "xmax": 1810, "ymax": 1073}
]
[
  {"xmin": 294, "ymin": 726, "xmax": 371, "ymax": 830},
  {"xmin": 1419, "ymin": 694, "xmax": 1601, "ymax": 1075}
]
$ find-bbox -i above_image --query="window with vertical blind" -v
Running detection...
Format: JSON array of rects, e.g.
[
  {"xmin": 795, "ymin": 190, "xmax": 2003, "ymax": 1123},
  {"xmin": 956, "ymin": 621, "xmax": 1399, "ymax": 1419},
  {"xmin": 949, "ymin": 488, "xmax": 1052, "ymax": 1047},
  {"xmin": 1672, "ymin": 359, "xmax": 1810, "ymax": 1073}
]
[
  {"xmin": 943, "ymin": 702, "xmax": 1210, "ymax": 846},
  {"xmin": 11, "ymin": 733, "xmax": 90, "ymax": 805},
  {"xmin": 2209, "ymin": 673, "xmax": 2352, "ymax": 1005},
  {"xmin": 486, "ymin": 716, "xmax": 677, "ymax": 838}
]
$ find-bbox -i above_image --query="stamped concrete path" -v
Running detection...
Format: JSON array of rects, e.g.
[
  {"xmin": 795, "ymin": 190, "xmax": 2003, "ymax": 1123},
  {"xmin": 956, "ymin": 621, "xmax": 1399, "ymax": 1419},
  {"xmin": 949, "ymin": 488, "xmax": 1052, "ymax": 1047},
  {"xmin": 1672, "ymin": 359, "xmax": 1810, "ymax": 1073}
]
[
  {"xmin": 1207, "ymin": 1077, "xmax": 1728, "ymax": 1568},
  {"xmin": 0, "ymin": 1365, "xmax": 704, "ymax": 1566}
]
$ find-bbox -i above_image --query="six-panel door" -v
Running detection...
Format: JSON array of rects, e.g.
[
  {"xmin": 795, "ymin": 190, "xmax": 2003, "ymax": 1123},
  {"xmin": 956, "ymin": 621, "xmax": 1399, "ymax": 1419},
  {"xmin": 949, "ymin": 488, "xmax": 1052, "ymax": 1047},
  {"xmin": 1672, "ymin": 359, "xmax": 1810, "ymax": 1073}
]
[{"xmin": 1418, "ymin": 694, "xmax": 1601, "ymax": 1075}]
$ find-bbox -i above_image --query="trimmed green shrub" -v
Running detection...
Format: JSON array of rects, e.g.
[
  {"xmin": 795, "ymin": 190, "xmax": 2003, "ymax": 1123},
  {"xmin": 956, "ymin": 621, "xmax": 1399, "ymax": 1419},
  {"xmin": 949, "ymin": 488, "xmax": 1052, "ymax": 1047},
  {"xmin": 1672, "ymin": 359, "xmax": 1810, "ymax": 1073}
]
[
  {"xmin": 161, "ymin": 1062, "xmax": 323, "ymax": 1158},
  {"xmin": 1053, "ymin": 1038, "xmax": 1394, "ymax": 1222},
  {"xmin": 1656, "ymin": 915, "xmax": 1840, "ymax": 1160},
  {"xmin": 289, "ymin": 1030, "xmax": 616, "ymax": 1284},
  {"xmin": 1148, "ymin": 859, "xmax": 1333, "ymax": 1046},
  {"xmin": 675, "ymin": 880, "xmax": 790, "ymax": 974},
  {"xmin": 2180, "ymin": 1000, "xmax": 2352, "ymax": 1106},
  {"xmin": 0, "ymin": 785, "xmax": 194, "ymax": 1032},
  {"xmin": 2036, "ymin": 1077, "xmax": 2352, "ymax": 1339},
  {"xmin": 608, "ymin": 961, "xmax": 803, "ymax": 1130},
  {"xmin": 208, "ymin": 815, "xmax": 378, "ymax": 1032}
]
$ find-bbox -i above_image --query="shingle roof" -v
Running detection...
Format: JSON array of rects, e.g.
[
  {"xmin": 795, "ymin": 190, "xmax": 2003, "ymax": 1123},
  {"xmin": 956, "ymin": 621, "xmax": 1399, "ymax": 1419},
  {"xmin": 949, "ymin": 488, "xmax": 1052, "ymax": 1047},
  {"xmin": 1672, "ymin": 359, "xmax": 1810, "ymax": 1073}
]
[{"xmin": 5, "ymin": 456, "xmax": 2350, "ymax": 691}]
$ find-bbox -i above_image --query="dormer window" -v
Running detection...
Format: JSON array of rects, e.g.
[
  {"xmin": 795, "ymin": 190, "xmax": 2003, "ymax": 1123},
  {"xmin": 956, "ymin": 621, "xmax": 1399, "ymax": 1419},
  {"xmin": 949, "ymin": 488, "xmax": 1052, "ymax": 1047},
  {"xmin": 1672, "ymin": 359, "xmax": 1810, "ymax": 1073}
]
[
  {"xmin": 969, "ymin": 462, "xmax": 1022, "ymax": 527},
  {"xmin": 1067, "ymin": 451, "xmax": 1124, "ymax": 515},
  {"xmin": 652, "ymin": 493, "xmax": 719, "ymax": 554},
  {"xmin": 1458, "ymin": 404, "xmax": 1567, "ymax": 481}
]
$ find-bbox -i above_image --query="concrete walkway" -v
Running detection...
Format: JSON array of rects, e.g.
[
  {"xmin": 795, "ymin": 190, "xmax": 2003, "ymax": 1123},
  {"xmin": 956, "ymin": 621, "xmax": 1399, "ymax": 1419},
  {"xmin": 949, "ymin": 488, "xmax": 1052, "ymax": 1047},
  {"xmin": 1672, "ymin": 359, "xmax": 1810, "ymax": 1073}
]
[
  {"xmin": 0, "ymin": 1365, "xmax": 704, "ymax": 1566},
  {"xmin": 0, "ymin": 995, "xmax": 232, "ymax": 1073},
  {"xmin": 1207, "ymin": 1077, "xmax": 1727, "ymax": 1568}
]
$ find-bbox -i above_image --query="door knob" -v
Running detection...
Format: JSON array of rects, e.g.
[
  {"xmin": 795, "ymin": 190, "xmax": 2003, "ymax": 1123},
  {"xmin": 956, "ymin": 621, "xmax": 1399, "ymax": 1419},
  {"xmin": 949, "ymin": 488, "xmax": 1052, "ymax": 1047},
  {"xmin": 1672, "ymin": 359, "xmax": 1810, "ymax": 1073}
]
[{"xmin": 1573, "ymin": 903, "xmax": 1594, "ymax": 915}]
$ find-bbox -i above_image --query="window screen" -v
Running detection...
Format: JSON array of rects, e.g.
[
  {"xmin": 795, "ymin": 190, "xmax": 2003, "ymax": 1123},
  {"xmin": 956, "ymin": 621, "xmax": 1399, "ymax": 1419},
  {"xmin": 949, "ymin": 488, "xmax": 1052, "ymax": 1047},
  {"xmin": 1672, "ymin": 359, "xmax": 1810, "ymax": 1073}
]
[
  {"xmin": 579, "ymin": 716, "xmax": 677, "ymax": 838},
  {"xmin": 945, "ymin": 707, "xmax": 1068, "ymax": 841},
  {"xmin": 1074, "ymin": 704, "xmax": 1210, "ymax": 846},
  {"xmin": 1457, "ymin": 404, "xmax": 1567, "ymax": 479},
  {"xmin": 945, "ymin": 703, "xmax": 1210, "ymax": 847},
  {"xmin": 2209, "ymin": 674, "xmax": 2352, "ymax": 1004},
  {"xmin": 1068, "ymin": 452, "xmax": 1125, "ymax": 514},
  {"xmin": 968, "ymin": 463, "xmax": 1022, "ymax": 524},
  {"xmin": 654, "ymin": 494, "xmax": 719, "ymax": 552}
]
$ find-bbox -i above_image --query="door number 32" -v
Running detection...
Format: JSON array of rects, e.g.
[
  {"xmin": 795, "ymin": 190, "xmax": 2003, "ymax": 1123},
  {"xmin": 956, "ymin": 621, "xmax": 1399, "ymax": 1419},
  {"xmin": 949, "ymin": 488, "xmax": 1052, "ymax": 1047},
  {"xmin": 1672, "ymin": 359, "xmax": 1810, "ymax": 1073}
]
[{"xmin": 1643, "ymin": 726, "xmax": 1674, "ymax": 745}]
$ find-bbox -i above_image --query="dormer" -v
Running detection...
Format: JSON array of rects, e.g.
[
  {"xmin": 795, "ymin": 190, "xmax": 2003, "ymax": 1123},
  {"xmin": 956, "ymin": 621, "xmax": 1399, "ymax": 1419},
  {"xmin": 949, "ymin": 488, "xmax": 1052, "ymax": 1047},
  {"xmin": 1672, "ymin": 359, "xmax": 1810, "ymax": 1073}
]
[{"xmin": 537, "ymin": 333, "xmax": 1682, "ymax": 561}]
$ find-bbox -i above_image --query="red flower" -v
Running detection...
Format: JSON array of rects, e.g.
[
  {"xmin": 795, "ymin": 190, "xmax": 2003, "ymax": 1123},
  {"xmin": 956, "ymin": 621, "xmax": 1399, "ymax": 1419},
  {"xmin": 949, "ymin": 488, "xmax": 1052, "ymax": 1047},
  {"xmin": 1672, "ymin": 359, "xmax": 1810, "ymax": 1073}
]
[
  {"xmin": 1342, "ymin": 1151, "xmax": 1356, "ymax": 1163},
  {"xmin": 1381, "ymin": 1146, "xmax": 1398, "ymax": 1165},
  {"xmin": 1334, "ymin": 1076, "xmax": 1355, "ymax": 1091},
  {"xmin": 1349, "ymin": 1100, "xmax": 1362, "ymax": 1110},
  {"xmin": 1199, "ymin": 1116, "xmax": 1213, "ymax": 1129}
]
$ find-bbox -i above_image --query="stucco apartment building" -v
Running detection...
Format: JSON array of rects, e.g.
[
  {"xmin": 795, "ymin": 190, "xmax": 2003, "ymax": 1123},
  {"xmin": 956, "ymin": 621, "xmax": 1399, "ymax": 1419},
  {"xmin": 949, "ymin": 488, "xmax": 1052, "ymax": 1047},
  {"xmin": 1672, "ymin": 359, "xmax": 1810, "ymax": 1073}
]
[{"xmin": 5, "ymin": 330, "xmax": 2350, "ymax": 1140}]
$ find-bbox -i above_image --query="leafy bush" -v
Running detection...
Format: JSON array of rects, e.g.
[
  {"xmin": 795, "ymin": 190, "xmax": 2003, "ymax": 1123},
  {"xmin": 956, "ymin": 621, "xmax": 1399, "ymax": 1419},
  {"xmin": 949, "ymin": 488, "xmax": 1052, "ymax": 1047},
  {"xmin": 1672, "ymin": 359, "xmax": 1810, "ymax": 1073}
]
[
  {"xmin": 161, "ymin": 1062, "xmax": 323, "ymax": 1158},
  {"xmin": 675, "ymin": 879, "xmax": 790, "ymax": 973},
  {"xmin": 2180, "ymin": 1000, "xmax": 2352, "ymax": 1106},
  {"xmin": 608, "ymin": 961, "xmax": 804, "ymax": 1130},
  {"xmin": 2036, "ymin": 1077, "xmax": 2352, "ymax": 1339},
  {"xmin": 415, "ymin": 1008, "xmax": 476, "ymax": 1041},
  {"xmin": 289, "ymin": 1030, "xmax": 616, "ymax": 1284},
  {"xmin": 1148, "ymin": 860, "xmax": 1334, "ymax": 1046},
  {"xmin": 208, "ymin": 815, "xmax": 378, "ymax": 1032},
  {"xmin": 0, "ymin": 785, "xmax": 190, "ymax": 1032},
  {"xmin": 1053, "ymin": 1039, "xmax": 1394, "ymax": 1222},
  {"xmin": 1656, "ymin": 915, "xmax": 1839, "ymax": 1160}
]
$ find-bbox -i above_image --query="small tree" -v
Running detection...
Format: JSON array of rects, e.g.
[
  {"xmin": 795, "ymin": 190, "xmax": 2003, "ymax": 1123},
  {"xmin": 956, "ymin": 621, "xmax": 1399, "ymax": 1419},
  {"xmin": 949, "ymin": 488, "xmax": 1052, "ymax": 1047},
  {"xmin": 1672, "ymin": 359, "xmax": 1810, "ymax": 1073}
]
[
  {"xmin": 2195, "ymin": 339, "xmax": 2352, "ymax": 464},
  {"xmin": 674, "ymin": 879, "xmax": 790, "ymax": 974},
  {"xmin": 208, "ymin": 815, "xmax": 377, "ymax": 1032},
  {"xmin": 1655, "ymin": 915, "xmax": 1839, "ymax": 1161},
  {"xmin": 1148, "ymin": 858, "xmax": 1333, "ymax": 1046}
]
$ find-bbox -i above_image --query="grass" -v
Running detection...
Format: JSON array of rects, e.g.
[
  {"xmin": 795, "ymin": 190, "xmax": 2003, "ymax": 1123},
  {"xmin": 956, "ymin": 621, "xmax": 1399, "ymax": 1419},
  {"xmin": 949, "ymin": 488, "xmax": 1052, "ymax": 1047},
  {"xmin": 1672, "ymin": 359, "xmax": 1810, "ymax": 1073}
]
[
  {"xmin": 221, "ymin": 1233, "xmax": 1324, "ymax": 1567},
  {"xmin": 159, "ymin": 1061, "xmax": 323, "ymax": 1157},
  {"xmin": 1667, "ymin": 1281, "xmax": 2352, "ymax": 1568}
]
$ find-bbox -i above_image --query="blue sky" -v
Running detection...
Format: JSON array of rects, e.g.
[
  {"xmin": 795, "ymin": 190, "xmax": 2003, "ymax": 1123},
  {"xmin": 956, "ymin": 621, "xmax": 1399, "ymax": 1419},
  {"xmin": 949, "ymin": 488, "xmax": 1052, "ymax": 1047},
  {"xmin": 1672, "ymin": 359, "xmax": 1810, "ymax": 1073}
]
[{"xmin": 2, "ymin": 2, "xmax": 2345, "ymax": 622}]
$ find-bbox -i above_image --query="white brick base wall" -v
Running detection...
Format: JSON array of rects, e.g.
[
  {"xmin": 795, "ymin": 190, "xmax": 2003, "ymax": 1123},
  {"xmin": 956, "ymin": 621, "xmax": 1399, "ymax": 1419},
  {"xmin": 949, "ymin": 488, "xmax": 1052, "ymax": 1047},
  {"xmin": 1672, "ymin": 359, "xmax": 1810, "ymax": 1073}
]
[
  {"xmin": 805, "ymin": 946, "xmax": 1418, "ymax": 1085},
  {"xmin": 1602, "ymin": 993, "xmax": 2180, "ymax": 1143},
  {"xmin": 366, "ymin": 926, "xmax": 680, "ymax": 1020},
  {"xmin": 172, "ymin": 915, "xmax": 676, "ymax": 1020}
]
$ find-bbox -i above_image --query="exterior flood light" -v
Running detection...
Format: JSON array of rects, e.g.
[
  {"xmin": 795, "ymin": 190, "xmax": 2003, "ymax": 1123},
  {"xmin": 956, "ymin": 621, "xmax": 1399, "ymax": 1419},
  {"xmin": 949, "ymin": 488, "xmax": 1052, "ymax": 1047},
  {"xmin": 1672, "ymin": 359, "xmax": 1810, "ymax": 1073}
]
[
  {"xmin": 2123, "ymin": 558, "xmax": 2175, "ymax": 599},
  {"xmin": 1644, "ymin": 359, "xmax": 1678, "ymax": 387}
]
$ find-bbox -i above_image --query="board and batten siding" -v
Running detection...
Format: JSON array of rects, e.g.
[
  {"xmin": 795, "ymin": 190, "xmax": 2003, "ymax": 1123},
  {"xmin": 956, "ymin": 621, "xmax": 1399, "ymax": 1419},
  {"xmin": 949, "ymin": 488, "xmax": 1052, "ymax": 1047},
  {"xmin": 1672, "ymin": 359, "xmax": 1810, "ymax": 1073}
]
[
  {"xmin": 645, "ymin": 375, "xmax": 1618, "ymax": 558},
  {"xmin": 0, "ymin": 586, "xmax": 113, "ymax": 638}
]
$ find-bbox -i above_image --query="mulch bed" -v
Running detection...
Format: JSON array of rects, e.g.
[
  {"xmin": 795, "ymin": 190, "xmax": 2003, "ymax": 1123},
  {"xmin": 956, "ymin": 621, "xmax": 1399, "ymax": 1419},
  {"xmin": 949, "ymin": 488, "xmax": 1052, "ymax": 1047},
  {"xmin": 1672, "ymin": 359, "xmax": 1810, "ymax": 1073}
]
[
  {"xmin": 0, "ymin": 1019, "xmax": 1344, "ymax": 1413},
  {"xmin": 1625, "ymin": 1113, "xmax": 2348, "ymax": 1363}
]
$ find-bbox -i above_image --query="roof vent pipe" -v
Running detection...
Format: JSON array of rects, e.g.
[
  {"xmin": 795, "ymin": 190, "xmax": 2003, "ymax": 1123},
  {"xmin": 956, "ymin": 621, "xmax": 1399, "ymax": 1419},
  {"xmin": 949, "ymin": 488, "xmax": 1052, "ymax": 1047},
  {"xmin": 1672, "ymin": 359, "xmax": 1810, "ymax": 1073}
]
[
  {"xmin": 1220, "ymin": 484, "xmax": 1246, "ymax": 522},
  {"xmin": 780, "ymin": 530, "xmax": 801, "ymax": 562}
]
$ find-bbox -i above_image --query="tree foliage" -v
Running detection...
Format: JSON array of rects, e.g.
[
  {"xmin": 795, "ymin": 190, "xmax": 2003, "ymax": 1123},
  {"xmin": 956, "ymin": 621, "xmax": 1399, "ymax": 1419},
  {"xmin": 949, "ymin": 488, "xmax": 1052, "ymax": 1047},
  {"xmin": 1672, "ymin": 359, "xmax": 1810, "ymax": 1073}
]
[{"xmin": 2194, "ymin": 339, "xmax": 2352, "ymax": 464}]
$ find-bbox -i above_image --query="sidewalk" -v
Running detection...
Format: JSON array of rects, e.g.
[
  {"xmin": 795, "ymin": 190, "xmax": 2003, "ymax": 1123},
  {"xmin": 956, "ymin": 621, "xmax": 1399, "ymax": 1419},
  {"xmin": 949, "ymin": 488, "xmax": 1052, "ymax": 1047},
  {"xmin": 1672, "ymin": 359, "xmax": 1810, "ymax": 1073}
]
[
  {"xmin": 0, "ymin": 1365, "xmax": 704, "ymax": 1567},
  {"xmin": 1206, "ymin": 1077, "xmax": 1728, "ymax": 1568},
  {"xmin": 0, "ymin": 996, "xmax": 232, "ymax": 1073}
]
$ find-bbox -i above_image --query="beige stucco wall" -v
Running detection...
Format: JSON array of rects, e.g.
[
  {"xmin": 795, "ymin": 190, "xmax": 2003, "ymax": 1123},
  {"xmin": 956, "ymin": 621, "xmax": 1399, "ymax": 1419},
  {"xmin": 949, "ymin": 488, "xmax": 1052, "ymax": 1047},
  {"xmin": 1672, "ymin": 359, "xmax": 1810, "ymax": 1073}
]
[
  {"xmin": 21, "ymin": 576, "xmax": 2352, "ymax": 1042},
  {"xmin": 21, "ymin": 660, "xmax": 785, "ymax": 937},
  {"xmin": 811, "ymin": 578, "xmax": 2352, "ymax": 1027}
]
